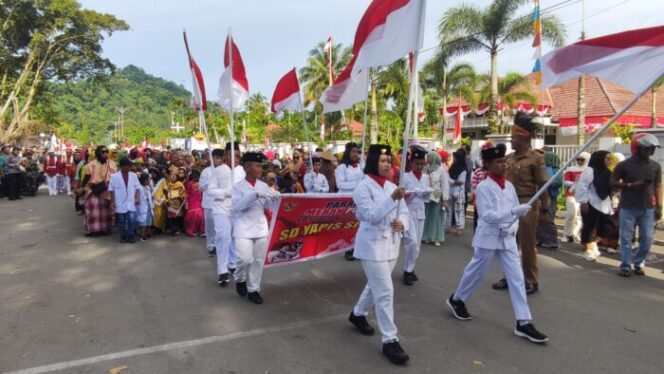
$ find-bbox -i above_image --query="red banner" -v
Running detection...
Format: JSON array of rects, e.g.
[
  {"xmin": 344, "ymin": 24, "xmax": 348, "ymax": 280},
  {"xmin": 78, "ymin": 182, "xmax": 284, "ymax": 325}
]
[{"xmin": 265, "ymin": 194, "xmax": 359, "ymax": 268}]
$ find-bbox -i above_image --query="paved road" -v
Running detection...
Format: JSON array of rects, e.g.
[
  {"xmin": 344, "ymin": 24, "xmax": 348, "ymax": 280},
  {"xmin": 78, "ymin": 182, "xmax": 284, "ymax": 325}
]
[{"xmin": 2, "ymin": 193, "xmax": 664, "ymax": 374}]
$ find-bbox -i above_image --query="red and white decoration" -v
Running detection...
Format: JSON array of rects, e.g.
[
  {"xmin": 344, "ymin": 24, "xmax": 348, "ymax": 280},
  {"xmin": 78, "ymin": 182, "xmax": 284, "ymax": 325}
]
[
  {"xmin": 218, "ymin": 34, "xmax": 250, "ymax": 111},
  {"xmin": 441, "ymin": 102, "xmax": 551, "ymax": 117},
  {"xmin": 183, "ymin": 31, "xmax": 207, "ymax": 112},
  {"xmin": 271, "ymin": 68, "xmax": 303, "ymax": 118},
  {"xmin": 351, "ymin": 0, "xmax": 426, "ymax": 76}
]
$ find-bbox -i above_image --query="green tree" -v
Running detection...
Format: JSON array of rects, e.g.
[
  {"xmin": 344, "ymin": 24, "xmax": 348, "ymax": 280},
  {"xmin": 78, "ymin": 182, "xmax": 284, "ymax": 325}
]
[
  {"xmin": 438, "ymin": 0, "xmax": 565, "ymax": 128},
  {"xmin": 0, "ymin": 0, "xmax": 129, "ymax": 142},
  {"xmin": 651, "ymin": 76, "xmax": 664, "ymax": 127}
]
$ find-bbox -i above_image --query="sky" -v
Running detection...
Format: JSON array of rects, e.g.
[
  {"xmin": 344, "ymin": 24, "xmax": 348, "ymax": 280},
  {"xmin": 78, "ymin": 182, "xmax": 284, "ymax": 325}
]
[{"xmin": 79, "ymin": 0, "xmax": 662, "ymax": 99}]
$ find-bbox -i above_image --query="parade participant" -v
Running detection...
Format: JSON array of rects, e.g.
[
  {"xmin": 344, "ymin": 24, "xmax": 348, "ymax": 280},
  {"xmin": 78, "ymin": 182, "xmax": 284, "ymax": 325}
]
[
  {"xmin": 232, "ymin": 152, "xmax": 279, "ymax": 304},
  {"xmin": 151, "ymin": 168, "xmax": 167, "ymax": 234},
  {"xmin": 493, "ymin": 112, "xmax": 549, "ymax": 295},
  {"xmin": 319, "ymin": 151, "xmax": 337, "ymax": 192},
  {"xmin": 43, "ymin": 150, "xmax": 60, "ymax": 196},
  {"xmin": 184, "ymin": 170, "xmax": 205, "ymax": 237},
  {"xmin": 63, "ymin": 149, "xmax": 76, "ymax": 194},
  {"xmin": 446, "ymin": 142, "xmax": 549, "ymax": 344},
  {"xmin": 304, "ymin": 156, "xmax": 329, "ymax": 193},
  {"xmin": 199, "ymin": 149, "xmax": 223, "ymax": 256},
  {"xmin": 22, "ymin": 151, "xmax": 40, "ymax": 196},
  {"xmin": 207, "ymin": 142, "xmax": 245, "ymax": 287},
  {"xmin": 136, "ymin": 173, "xmax": 154, "ymax": 241},
  {"xmin": 164, "ymin": 168, "xmax": 186, "ymax": 236},
  {"xmin": 402, "ymin": 146, "xmax": 431, "ymax": 285},
  {"xmin": 82, "ymin": 146, "xmax": 117, "ymax": 236},
  {"xmin": 422, "ymin": 150, "xmax": 449, "ymax": 247},
  {"xmin": 347, "ymin": 144, "xmax": 410, "ymax": 365},
  {"xmin": 336, "ymin": 142, "xmax": 364, "ymax": 261},
  {"xmin": 537, "ymin": 152, "xmax": 563, "ymax": 250},
  {"xmin": 5, "ymin": 147, "xmax": 24, "ymax": 200},
  {"xmin": 575, "ymin": 151, "xmax": 613, "ymax": 261},
  {"xmin": 562, "ymin": 152, "xmax": 590, "ymax": 243},
  {"xmin": 612, "ymin": 133, "xmax": 663, "ymax": 277},
  {"xmin": 470, "ymin": 143, "xmax": 491, "ymax": 231},
  {"xmin": 446, "ymin": 149, "xmax": 467, "ymax": 236},
  {"xmin": 109, "ymin": 157, "xmax": 141, "ymax": 243}
]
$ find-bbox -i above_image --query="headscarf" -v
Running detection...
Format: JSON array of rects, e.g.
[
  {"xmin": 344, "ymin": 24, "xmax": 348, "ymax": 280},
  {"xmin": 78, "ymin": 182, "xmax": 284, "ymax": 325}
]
[
  {"xmin": 544, "ymin": 151, "xmax": 561, "ymax": 169},
  {"xmin": 448, "ymin": 149, "xmax": 466, "ymax": 180},
  {"xmin": 426, "ymin": 151, "xmax": 441, "ymax": 173},
  {"xmin": 588, "ymin": 150, "xmax": 611, "ymax": 200}
]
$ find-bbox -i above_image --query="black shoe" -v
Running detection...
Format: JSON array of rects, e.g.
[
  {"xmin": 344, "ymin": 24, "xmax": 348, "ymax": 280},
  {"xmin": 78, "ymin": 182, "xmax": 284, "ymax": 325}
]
[
  {"xmin": 382, "ymin": 341, "xmax": 409, "ymax": 365},
  {"xmin": 128, "ymin": 237, "xmax": 136, "ymax": 244},
  {"xmin": 492, "ymin": 278, "xmax": 508, "ymax": 290},
  {"xmin": 228, "ymin": 267, "xmax": 236, "ymax": 275},
  {"xmin": 525, "ymin": 283, "xmax": 539, "ymax": 295},
  {"xmin": 120, "ymin": 236, "xmax": 127, "ymax": 243},
  {"xmin": 412, "ymin": 272, "xmax": 419, "ymax": 282},
  {"xmin": 217, "ymin": 273, "xmax": 230, "ymax": 287},
  {"xmin": 247, "ymin": 291, "xmax": 263, "ymax": 304},
  {"xmin": 236, "ymin": 281, "xmax": 248, "ymax": 297},
  {"xmin": 208, "ymin": 248, "xmax": 216, "ymax": 257},
  {"xmin": 348, "ymin": 312, "xmax": 375, "ymax": 335},
  {"xmin": 403, "ymin": 271, "xmax": 414, "ymax": 286},
  {"xmin": 446, "ymin": 294, "xmax": 472, "ymax": 320},
  {"xmin": 515, "ymin": 323, "xmax": 549, "ymax": 344},
  {"xmin": 344, "ymin": 250, "xmax": 355, "ymax": 261}
]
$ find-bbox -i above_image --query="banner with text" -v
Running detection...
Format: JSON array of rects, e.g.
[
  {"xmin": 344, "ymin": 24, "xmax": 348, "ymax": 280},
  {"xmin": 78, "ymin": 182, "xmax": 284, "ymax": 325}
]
[{"xmin": 265, "ymin": 193, "xmax": 358, "ymax": 268}]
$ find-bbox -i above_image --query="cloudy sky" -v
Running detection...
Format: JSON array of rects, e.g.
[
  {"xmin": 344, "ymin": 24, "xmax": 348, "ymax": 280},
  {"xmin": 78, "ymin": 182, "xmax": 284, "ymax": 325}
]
[{"xmin": 79, "ymin": 0, "xmax": 660, "ymax": 98}]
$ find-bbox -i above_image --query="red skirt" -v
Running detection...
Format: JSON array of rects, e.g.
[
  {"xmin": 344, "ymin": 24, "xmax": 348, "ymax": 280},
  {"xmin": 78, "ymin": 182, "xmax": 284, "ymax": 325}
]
[{"xmin": 184, "ymin": 208, "xmax": 205, "ymax": 236}]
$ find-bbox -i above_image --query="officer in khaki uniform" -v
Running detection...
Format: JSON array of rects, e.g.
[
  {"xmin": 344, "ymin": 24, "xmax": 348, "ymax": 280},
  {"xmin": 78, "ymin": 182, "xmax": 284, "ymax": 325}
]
[{"xmin": 492, "ymin": 112, "xmax": 549, "ymax": 295}]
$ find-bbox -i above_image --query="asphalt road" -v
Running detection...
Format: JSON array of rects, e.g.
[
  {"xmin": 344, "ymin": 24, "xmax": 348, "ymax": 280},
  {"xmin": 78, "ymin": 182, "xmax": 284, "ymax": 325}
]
[{"xmin": 2, "ymin": 193, "xmax": 664, "ymax": 374}]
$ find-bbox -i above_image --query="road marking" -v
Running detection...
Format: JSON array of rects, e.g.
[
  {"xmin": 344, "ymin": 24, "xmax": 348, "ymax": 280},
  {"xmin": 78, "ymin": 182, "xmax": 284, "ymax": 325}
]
[{"xmin": 5, "ymin": 314, "xmax": 346, "ymax": 374}]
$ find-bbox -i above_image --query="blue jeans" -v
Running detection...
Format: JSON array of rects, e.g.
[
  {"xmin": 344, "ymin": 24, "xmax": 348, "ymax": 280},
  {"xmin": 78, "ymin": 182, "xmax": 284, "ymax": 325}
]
[
  {"xmin": 117, "ymin": 212, "xmax": 137, "ymax": 240},
  {"xmin": 619, "ymin": 208, "xmax": 655, "ymax": 270}
]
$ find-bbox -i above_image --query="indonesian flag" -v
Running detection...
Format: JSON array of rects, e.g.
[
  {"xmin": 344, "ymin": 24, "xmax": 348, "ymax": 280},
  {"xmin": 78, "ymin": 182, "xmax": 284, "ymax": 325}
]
[
  {"xmin": 271, "ymin": 68, "xmax": 302, "ymax": 118},
  {"xmin": 453, "ymin": 98, "xmax": 462, "ymax": 144},
  {"xmin": 183, "ymin": 31, "xmax": 207, "ymax": 112},
  {"xmin": 218, "ymin": 34, "xmax": 250, "ymax": 111},
  {"xmin": 351, "ymin": 0, "xmax": 426, "ymax": 76},
  {"xmin": 320, "ymin": 55, "xmax": 369, "ymax": 113},
  {"xmin": 542, "ymin": 25, "xmax": 664, "ymax": 94}
]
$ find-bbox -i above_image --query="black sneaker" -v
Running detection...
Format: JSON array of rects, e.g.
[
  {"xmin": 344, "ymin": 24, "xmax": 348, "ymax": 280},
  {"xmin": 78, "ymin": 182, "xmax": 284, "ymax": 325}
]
[
  {"xmin": 247, "ymin": 291, "xmax": 263, "ymax": 304},
  {"xmin": 128, "ymin": 237, "xmax": 136, "ymax": 244},
  {"xmin": 217, "ymin": 273, "xmax": 230, "ymax": 287},
  {"xmin": 412, "ymin": 272, "xmax": 419, "ymax": 282},
  {"xmin": 208, "ymin": 248, "xmax": 216, "ymax": 257},
  {"xmin": 120, "ymin": 236, "xmax": 127, "ymax": 243},
  {"xmin": 344, "ymin": 250, "xmax": 355, "ymax": 261},
  {"xmin": 382, "ymin": 341, "xmax": 409, "ymax": 365},
  {"xmin": 236, "ymin": 281, "xmax": 248, "ymax": 297},
  {"xmin": 515, "ymin": 323, "xmax": 549, "ymax": 344},
  {"xmin": 228, "ymin": 267, "xmax": 236, "ymax": 275},
  {"xmin": 348, "ymin": 312, "xmax": 375, "ymax": 335},
  {"xmin": 492, "ymin": 278, "xmax": 508, "ymax": 290},
  {"xmin": 525, "ymin": 282, "xmax": 539, "ymax": 295},
  {"xmin": 403, "ymin": 271, "xmax": 414, "ymax": 286},
  {"xmin": 446, "ymin": 294, "xmax": 471, "ymax": 320}
]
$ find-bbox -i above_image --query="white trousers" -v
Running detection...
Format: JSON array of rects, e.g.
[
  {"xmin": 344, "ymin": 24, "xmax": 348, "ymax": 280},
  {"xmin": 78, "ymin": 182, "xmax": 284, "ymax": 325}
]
[
  {"xmin": 46, "ymin": 175, "xmax": 58, "ymax": 195},
  {"xmin": 204, "ymin": 208, "xmax": 216, "ymax": 250},
  {"xmin": 62, "ymin": 176, "xmax": 71, "ymax": 194},
  {"xmin": 214, "ymin": 214, "xmax": 236, "ymax": 275},
  {"xmin": 233, "ymin": 237, "xmax": 268, "ymax": 293},
  {"xmin": 403, "ymin": 217, "xmax": 425, "ymax": 272},
  {"xmin": 454, "ymin": 247, "xmax": 532, "ymax": 321},
  {"xmin": 353, "ymin": 259, "xmax": 398, "ymax": 343},
  {"xmin": 563, "ymin": 197, "xmax": 581, "ymax": 239}
]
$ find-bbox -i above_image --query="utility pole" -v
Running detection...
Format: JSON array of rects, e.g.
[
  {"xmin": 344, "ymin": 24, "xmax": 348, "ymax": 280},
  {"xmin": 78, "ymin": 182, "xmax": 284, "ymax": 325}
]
[
  {"xmin": 117, "ymin": 106, "xmax": 129, "ymax": 143},
  {"xmin": 577, "ymin": 0, "xmax": 586, "ymax": 145}
]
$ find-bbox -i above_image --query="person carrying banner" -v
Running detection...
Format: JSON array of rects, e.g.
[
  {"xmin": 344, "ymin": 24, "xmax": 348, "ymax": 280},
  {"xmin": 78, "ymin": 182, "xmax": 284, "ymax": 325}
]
[
  {"xmin": 336, "ymin": 142, "xmax": 364, "ymax": 261},
  {"xmin": 402, "ymin": 145, "xmax": 431, "ymax": 286},
  {"xmin": 347, "ymin": 144, "xmax": 410, "ymax": 365},
  {"xmin": 207, "ymin": 142, "xmax": 245, "ymax": 287},
  {"xmin": 446, "ymin": 142, "xmax": 549, "ymax": 345},
  {"xmin": 232, "ymin": 152, "xmax": 280, "ymax": 304},
  {"xmin": 492, "ymin": 112, "xmax": 549, "ymax": 295},
  {"xmin": 304, "ymin": 155, "xmax": 329, "ymax": 193}
]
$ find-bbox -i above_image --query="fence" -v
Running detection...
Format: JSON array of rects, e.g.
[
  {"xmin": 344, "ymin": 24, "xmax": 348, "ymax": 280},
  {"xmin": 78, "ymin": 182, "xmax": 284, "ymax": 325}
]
[{"xmin": 546, "ymin": 144, "xmax": 598, "ymax": 165}]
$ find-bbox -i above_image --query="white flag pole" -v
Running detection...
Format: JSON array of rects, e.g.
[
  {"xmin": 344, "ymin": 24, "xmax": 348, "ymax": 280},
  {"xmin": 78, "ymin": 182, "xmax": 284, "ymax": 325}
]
[
  {"xmin": 296, "ymin": 69, "xmax": 315, "ymax": 173},
  {"xmin": 228, "ymin": 28, "xmax": 236, "ymax": 185},
  {"xmin": 199, "ymin": 110, "xmax": 214, "ymax": 166},
  {"xmin": 359, "ymin": 69, "xmax": 370, "ymax": 166}
]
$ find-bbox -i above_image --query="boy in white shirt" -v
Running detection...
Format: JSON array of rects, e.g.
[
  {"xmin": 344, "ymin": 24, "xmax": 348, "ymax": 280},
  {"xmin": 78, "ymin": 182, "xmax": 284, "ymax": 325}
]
[
  {"xmin": 304, "ymin": 156, "xmax": 329, "ymax": 193},
  {"xmin": 109, "ymin": 157, "xmax": 141, "ymax": 243}
]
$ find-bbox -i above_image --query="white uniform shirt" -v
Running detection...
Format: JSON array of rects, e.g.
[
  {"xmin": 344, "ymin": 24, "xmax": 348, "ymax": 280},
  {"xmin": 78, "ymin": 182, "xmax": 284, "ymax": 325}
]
[
  {"xmin": 428, "ymin": 167, "xmax": 450, "ymax": 202},
  {"xmin": 207, "ymin": 164, "xmax": 246, "ymax": 215},
  {"xmin": 199, "ymin": 166, "xmax": 215, "ymax": 209},
  {"xmin": 574, "ymin": 167, "xmax": 613, "ymax": 215},
  {"xmin": 232, "ymin": 179, "xmax": 276, "ymax": 239},
  {"xmin": 352, "ymin": 177, "xmax": 410, "ymax": 262},
  {"xmin": 335, "ymin": 163, "xmax": 364, "ymax": 193},
  {"xmin": 403, "ymin": 172, "xmax": 431, "ymax": 220},
  {"xmin": 108, "ymin": 172, "xmax": 141, "ymax": 213},
  {"xmin": 136, "ymin": 185, "xmax": 154, "ymax": 218},
  {"xmin": 304, "ymin": 172, "xmax": 330, "ymax": 193},
  {"xmin": 472, "ymin": 178, "xmax": 520, "ymax": 250}
]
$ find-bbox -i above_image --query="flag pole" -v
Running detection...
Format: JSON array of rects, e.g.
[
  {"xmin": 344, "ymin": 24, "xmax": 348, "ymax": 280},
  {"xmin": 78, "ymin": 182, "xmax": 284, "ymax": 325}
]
[
  {"xmin": 360, "ymin": 69, "xmax": 370, "ymax": 165},
  {"xmin": 199, "ymin": 110, "xmax": 214, "ymax": 166},
  {"xmin": 228, "ymin": 28, "xmax": 236, "ymax": 184},
  {"xmin": 526, "ymin": 78, "xmax": 661, "ymax": 207},
  {"xmin": 296, "ymin": 69, "xmax": 315, "ymax": 173}
]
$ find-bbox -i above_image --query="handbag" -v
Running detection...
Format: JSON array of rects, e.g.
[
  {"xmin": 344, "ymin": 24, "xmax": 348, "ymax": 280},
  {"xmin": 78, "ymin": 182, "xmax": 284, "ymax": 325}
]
[{"xmin": 91, "ymin": 182, "xmax": 108, "ymax": 196}]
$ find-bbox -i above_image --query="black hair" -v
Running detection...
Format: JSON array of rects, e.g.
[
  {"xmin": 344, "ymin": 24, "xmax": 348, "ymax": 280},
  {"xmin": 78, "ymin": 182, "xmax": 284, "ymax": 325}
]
[
  {"xmin": 364, "ymin": 152, "xmax": 390, "ymax": 176},
  {"xmin": 212, "ymin": 148, "xmax": 223, "ymax": 158},
  {"xmin": 139, "ymin": 173, "xmax": 150, "ymax": 185},
  {"xmin": 189, "ymin": 169, "xmax": 201, "ymax": 182},
  {"xmin": 341, "ymin": 142, "xmax": 359, "ymax": 166},
  {"xmin": 95, "ymin": 145, "xmax": 108, "ymax": 163}
]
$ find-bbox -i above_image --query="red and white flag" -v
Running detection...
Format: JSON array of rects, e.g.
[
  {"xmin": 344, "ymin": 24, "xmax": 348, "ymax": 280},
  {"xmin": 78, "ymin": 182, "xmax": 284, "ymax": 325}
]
[
  {"xmin": 218, "ymin": 33, "xmax": 250, "ymax": 111},
  {"xmin": 324, "ymin": 36, "xmax": 334, "ymax": 85},
  {"xmin": 320, "ymin": 56, "xmax": 369, "ymax": 114},
  {"xmin": 183, "ymin": 31, "xmax": 207, "ymax": 112},
  {"xmin": 453, "ymin": 98, "xmax": 463, "ymax": 144},
  {"xmin": 542, "ymin": 25, "xmax": 664, "ymax": 94},
  {"xmin": 351, "ymin": 0, "xmax": 426, "ymax": 76},
  {"xmin": 271, "ymin": 68, "xmax": 303, "ymax": 118}
]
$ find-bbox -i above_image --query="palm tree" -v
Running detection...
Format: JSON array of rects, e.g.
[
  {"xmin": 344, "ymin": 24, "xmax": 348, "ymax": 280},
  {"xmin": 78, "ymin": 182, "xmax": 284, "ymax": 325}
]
[
  {"xmin": 651, "ymin": 76, "xmax": 664, "ymax": 127},
  {"xmin": 439, "ymin": 0, "xmax": 565, "ymax": 126},
  {"xmin": 299, "ymin": 41, "xmax": 352, "ymax": 111}
]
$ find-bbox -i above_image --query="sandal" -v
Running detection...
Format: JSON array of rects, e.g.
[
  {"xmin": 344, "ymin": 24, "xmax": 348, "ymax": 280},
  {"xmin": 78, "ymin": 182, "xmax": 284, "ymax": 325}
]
[{"xmin": 618, "ymin": 269, "xmax": 631, "ymax": 277}]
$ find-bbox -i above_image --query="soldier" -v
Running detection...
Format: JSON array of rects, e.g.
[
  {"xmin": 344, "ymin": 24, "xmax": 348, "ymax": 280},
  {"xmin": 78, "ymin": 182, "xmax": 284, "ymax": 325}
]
[{"xmin": 492, "ymin": 112, "xmax": 549, "ymax": 295}]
